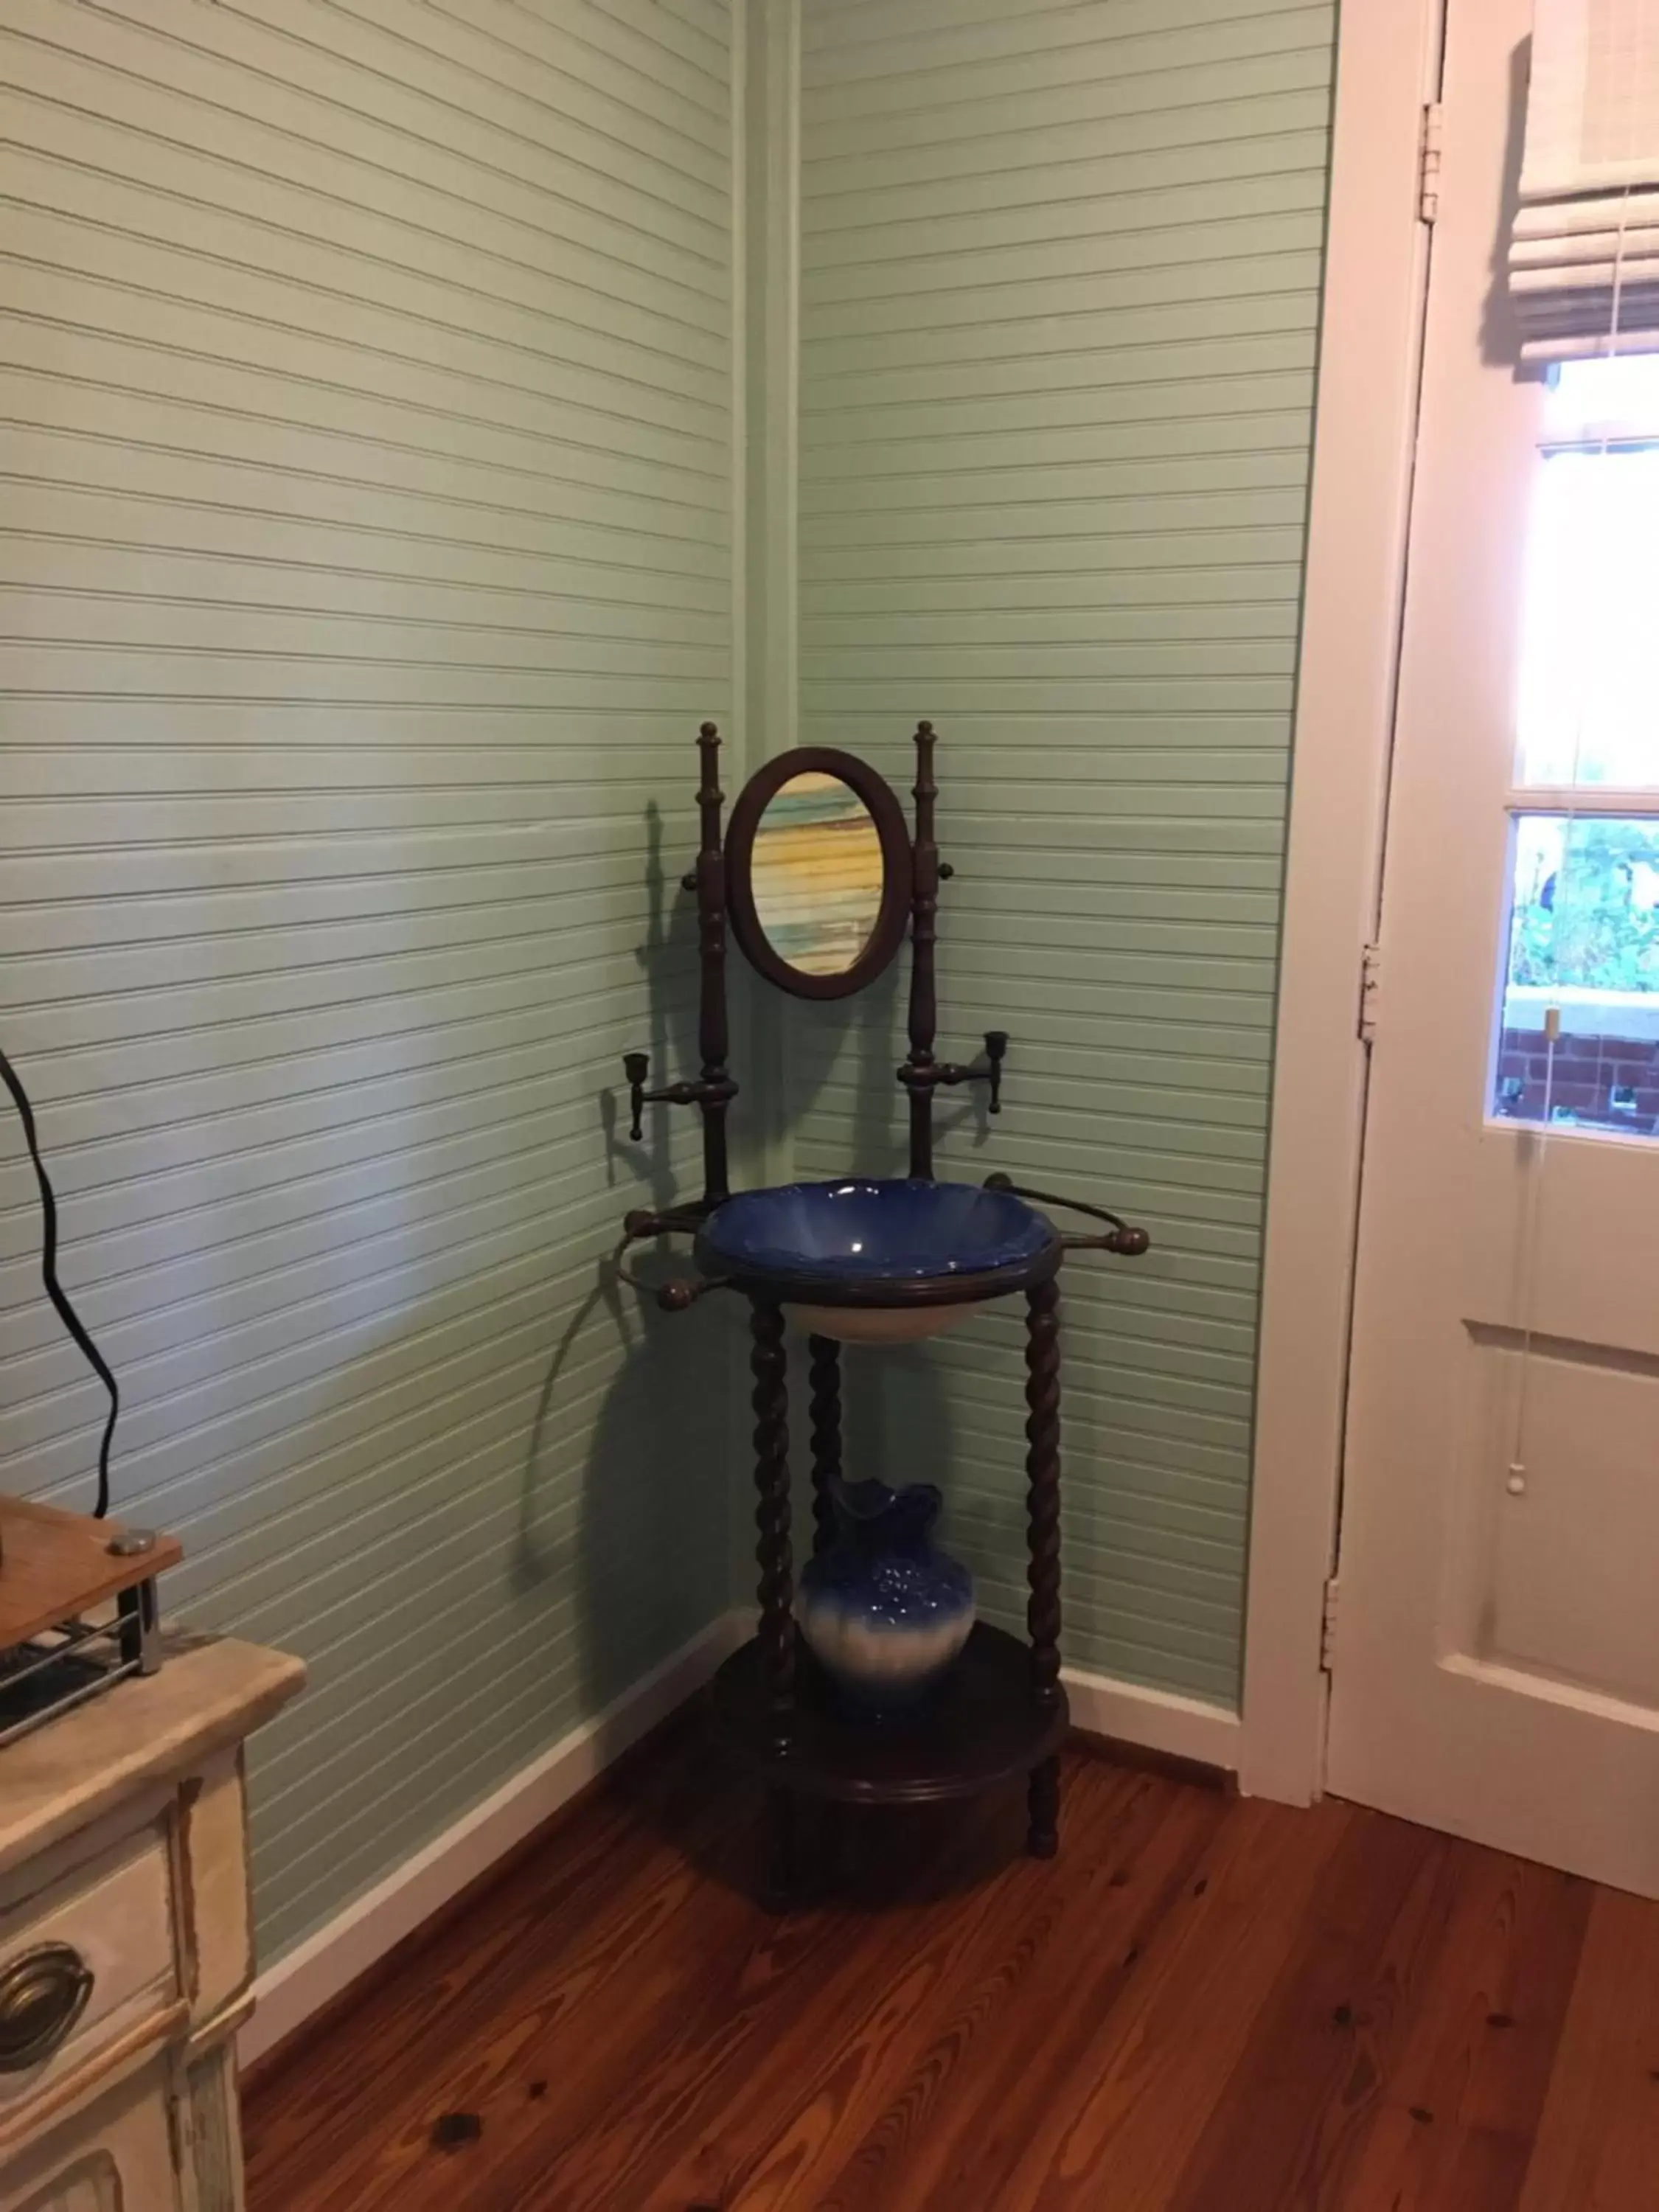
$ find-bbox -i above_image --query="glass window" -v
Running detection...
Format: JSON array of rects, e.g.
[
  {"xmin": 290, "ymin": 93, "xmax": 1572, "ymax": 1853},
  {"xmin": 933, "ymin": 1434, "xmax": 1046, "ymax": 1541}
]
[
  {"xmin": 1517, "ymin": 357, "xmax": 1659, "ymax": 788},
  {"xmin": 1492, "ymin": 815, "xmax": 1659, "ymax": 1134}
]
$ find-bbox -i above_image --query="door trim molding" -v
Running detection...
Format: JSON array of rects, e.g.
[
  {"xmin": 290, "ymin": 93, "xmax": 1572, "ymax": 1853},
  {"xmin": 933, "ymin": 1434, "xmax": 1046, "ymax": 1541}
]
[{"xmin": 1240, "ymin": 0, "xmax": 1446, "ymax": 1804}]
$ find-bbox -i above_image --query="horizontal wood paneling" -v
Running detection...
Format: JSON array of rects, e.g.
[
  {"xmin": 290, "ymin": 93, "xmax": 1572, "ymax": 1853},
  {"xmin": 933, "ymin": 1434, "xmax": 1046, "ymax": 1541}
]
[
  {"xmin": 0, "ymin": 0, "xmax": 736, "ymax": 1961},
  {"xmin": 796, "ymin": 0, "xmax": 1335, "ymax": 1707}
]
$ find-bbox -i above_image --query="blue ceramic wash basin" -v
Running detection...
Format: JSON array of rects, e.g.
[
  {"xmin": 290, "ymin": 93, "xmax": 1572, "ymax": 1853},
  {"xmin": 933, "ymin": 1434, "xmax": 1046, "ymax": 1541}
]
[{"xmin": 695, "ymin": 1178, "xmax": 1057, "ymax": 1310}]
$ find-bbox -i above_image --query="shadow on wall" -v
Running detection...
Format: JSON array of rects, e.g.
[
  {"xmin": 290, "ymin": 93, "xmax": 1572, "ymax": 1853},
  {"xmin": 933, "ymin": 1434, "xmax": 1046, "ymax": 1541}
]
[
  {"xmin": 1481, "ymin": 39, "xmax": 1543, "ymax": 376},
  {"xmin": 518, "ymin": 798, "xmax": 729, "ymax": 1725}
]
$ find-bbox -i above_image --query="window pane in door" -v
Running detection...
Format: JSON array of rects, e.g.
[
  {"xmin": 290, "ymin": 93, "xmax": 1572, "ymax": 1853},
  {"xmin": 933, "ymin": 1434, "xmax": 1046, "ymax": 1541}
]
[
  {"xmin": 1493, "ymin": 815, "xmax": 1659, "ymax": 1135},
  {"xmin": 1543, "ymin": 356, "xmax": 1659, "ymax": 444},
  {"xmin": 1517, "ymin": 448, "xmax": 1659, "ymax": 787}
]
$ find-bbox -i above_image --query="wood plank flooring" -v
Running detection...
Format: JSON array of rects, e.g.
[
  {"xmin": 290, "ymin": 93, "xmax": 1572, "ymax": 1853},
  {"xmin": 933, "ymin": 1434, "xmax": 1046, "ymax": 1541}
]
[{"xmin": 243, "ymin": 1718, "xmax": 1659, "ymax": 2211}]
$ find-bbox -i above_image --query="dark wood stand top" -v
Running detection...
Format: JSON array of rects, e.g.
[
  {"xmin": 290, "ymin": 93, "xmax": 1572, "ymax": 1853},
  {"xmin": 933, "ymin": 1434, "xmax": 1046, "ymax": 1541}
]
[{"xmin": 712, "ymin": 1624, "xmax": 1068, "ymax": 1806}]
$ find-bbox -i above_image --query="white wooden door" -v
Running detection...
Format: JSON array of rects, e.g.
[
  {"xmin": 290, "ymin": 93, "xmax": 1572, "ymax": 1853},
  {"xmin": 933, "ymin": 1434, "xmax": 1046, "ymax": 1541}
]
[{"xmin": 1329, "ymin": 0, "xmax": 1659, "ymax": 1896}]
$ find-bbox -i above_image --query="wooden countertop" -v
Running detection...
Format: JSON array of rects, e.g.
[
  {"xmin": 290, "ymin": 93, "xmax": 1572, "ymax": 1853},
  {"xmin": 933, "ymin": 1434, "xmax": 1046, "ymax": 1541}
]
[
  {"xmin": 0, "ymin": 1631, "xmax": 306, "ymax": 1879},
  {"xmin": 0, "ymin": 1497, "xmax": 186, "ymax": 1649}
]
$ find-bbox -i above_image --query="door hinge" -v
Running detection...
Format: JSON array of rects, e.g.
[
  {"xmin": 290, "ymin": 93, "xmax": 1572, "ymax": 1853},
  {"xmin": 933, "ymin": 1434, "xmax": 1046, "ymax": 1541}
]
[
  {"xmin": 1321, "ymin": 1575, "xmax": 1340, "ymax": 1674},
  {"xmin": 1419, "ymin": 101, "xmax": 1444, "ymax": 223},
  {"xmin": 1359, "ymin": 942, "xmax": 1382, "ymax": 1045}
]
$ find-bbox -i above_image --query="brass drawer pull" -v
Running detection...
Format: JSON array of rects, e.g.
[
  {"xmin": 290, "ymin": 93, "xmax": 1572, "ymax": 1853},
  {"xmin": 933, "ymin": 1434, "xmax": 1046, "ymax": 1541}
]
[{"xmin": 0, "ymin": 1944, "xmax": 94, "ymax": 2072}]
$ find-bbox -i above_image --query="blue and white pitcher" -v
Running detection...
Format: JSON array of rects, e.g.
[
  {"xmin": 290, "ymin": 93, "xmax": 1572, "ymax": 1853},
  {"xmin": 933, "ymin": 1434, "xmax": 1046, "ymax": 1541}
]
[{"xmin": 797, "ymin": 1478, "xmax": 975, "ymax": 1722}]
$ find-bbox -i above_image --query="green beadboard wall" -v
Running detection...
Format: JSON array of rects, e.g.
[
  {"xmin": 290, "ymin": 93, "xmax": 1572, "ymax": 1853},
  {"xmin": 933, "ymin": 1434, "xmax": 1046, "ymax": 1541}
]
[
  {"xmin": 0, "ymin": 0, "xmax": 737, "ymax": 1957},
  {"xmin": 0, "ymin": 0, "xmax": 1341, "ymax": 1980},
  {"xmin": 790, "ymin": 0, "xmax": 1338, "ymax": 1706}
]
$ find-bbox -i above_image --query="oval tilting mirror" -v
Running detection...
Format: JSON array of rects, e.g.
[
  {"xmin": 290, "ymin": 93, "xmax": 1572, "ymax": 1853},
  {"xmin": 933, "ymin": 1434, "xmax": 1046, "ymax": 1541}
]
[
  {"xmin": 726, "ymin": 748, "xmax": 914, "ymax": 1000},
  {"xmin": 753, "ymin": 773, "xmax": 883, "ymax": 977}
]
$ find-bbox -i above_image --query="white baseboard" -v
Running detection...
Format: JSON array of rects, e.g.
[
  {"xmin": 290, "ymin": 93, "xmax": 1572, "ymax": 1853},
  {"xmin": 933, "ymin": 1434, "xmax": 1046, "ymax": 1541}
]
[
  {"xmin": 239, "ymin": 1608, "xmax": 747, "ymax": 2070},
  {"xmin": 1061, "ymin": 1661, "xmax": 1242, "ymax": 1774},
  {"xmin": 240, "ymin": 1615, "xmax": 1239, "ymax": 2069}
]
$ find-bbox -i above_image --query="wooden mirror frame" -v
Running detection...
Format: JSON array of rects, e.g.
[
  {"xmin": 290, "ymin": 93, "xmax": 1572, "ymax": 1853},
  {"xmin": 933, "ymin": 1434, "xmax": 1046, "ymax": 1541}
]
[{"xmin": 725, "ymin": 746, "xmax": 914, "ymax": 1001}]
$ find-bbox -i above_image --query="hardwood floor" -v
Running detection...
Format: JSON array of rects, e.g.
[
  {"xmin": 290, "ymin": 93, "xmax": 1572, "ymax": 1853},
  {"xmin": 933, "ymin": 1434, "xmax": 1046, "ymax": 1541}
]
[{"xmin": 243, "ymin": 1717, "xmax": 1659, "ymax": 2211}]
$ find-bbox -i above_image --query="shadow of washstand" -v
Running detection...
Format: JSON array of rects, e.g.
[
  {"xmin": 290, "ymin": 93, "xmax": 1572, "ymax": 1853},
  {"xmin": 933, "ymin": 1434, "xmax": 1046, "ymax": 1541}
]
[
  {"xmin": 515, "ymin": 796, "xmax": 728, "ymax": 1733},
  {"xmin": 517, "ymin": 776, "xmax": 1023, "ymax": 1908}
]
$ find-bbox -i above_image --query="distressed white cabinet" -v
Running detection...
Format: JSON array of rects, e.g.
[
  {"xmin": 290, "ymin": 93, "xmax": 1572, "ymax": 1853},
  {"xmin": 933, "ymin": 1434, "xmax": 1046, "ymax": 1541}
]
[
  {"xmin": 2, "ymin": 2059, "xmax": 178, "ymax": 2211},
  {"xmin": 0, "ymin": 1639, "xmax": 305, "ymax": 2211}
]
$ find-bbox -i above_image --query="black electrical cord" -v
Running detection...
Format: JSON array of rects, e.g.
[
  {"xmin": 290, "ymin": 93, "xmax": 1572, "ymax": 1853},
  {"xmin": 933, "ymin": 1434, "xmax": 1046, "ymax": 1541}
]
[{"xmin": 0, "ymin": 1043, "xmax": 117, "ymax": 1518}]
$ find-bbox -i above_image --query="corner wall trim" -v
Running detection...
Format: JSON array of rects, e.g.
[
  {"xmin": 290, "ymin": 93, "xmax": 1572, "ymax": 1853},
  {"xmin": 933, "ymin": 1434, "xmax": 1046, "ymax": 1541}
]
[
  {"xmin": 1061, "ymin": 1665, "xmax": 1240, "ymax": 1775},
  {"xmin": 239, "ymin": 1610, "xmax": 748, "ymax": 2069}
]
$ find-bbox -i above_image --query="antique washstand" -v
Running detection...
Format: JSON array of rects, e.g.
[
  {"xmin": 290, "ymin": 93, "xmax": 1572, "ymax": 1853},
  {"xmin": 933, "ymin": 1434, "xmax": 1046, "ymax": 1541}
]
[{"xmin": 617, "ymin": 722, "xmax": 1150, "ymax": 1894}]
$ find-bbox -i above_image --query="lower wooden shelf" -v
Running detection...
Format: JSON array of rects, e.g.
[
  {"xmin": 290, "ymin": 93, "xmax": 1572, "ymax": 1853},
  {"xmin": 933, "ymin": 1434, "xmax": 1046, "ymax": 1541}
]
[{"xmin": 710, "ymin": 1621, "xmax": 1068, "ymax": 1808}]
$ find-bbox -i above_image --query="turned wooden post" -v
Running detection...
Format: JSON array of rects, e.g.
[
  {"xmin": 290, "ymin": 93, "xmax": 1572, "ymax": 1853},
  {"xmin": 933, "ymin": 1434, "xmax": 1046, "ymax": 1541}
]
[
  {"xmin": 691, "ymin": 721, "xmax": 732, "ymax": 1204},
  {"xmin": 751, "ymin": 1298, "xmax": 796, "ymax": 1901},
  {"xmin": 1023, "ymin": 1274, "xmax": 1062, "ymax": 1858},
  {"xmin": 807, "ymin": 1335, "xmax": 842, "ymax": 1559},
  {"xmin": 904, "ymin": 720, "xmax": 941, "ymax": 1179},
  {"xmin": 751, "ymin": 1299, "xmax": 794, "ymax": 1750}
]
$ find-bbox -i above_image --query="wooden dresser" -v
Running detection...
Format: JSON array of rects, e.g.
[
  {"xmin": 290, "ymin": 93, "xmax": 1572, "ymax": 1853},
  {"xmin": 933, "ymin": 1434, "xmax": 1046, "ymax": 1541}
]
[{"xmin": 0, "ymin": 1634, "xmax": 304, "ymax": 2211}]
